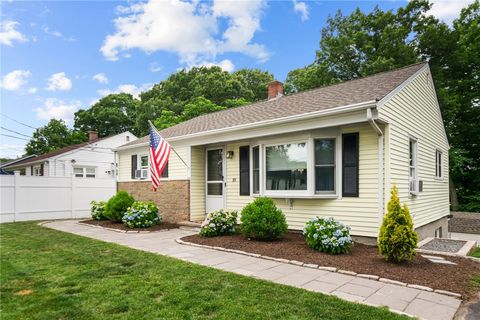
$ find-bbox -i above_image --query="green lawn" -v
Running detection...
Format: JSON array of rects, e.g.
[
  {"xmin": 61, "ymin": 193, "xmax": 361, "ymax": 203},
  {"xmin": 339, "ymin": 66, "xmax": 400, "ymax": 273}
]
[
  {"xmin": 469, "ymin": 246, "xmax": 480, "ymax": 258},
  {"xmin": 0, "ymin": 222, "xmax": 407, "ymax": 320}
]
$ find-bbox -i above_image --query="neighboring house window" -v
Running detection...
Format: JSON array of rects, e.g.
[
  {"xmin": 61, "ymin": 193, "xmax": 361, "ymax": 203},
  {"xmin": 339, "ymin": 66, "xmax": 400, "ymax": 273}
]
[
  {"xmin": 32, "ymin": 165, "xmax": 42, "ymax": 176},
  {"xmin": 239, "ymin": 146, "xmax": 250, "ymax": 196},
  {"xmin": 314, "ymin": 139, "xmax": 335, "ymax": 193},
  {"xmin": 435, "ymin": 150, "xmax": 442, "ymax": 178},
  {"xmin": 252, "ymin": 146, "xmax": 260, "ymax": 194},
  {"xmin": 265, "ymin": 143, "xmax": 307, "ymax": 191},
  {"xmin": 74, "ymin": 167, "xmax": 96, "ymax": 178},
  {"xmin": 126, "ymin": 135, "xmax": 130, "ymax": 142},
  {"xmin": 409, "ymin": 138, "xmax": 418, "ymax": 194}
]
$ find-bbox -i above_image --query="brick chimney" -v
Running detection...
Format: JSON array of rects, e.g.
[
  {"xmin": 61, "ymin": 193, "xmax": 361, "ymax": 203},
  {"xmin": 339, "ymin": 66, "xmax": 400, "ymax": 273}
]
[
  {"xmin": 268, "ymin": 80, "xmax": 284, "ymax": 100},
  {"xmin": 88, "ymin": 131, "xmax": 98, "ymax": 142}
]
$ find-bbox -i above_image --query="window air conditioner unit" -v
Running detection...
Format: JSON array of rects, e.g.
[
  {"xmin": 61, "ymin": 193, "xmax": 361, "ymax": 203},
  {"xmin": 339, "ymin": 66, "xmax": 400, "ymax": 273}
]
[{"xmin": 135, "ymin": 169, "xmax": 148, "ymax": 179}]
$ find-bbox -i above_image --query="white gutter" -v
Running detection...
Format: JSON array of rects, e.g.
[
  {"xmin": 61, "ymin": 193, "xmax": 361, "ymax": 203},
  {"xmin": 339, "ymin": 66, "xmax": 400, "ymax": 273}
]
[
  {"xmin": 114, "ymin": 100, "xmax": 377, "ymax": 151},
  {"xmin": 367, "ymin": 107, "xmax": 384, "ymax": 228}
]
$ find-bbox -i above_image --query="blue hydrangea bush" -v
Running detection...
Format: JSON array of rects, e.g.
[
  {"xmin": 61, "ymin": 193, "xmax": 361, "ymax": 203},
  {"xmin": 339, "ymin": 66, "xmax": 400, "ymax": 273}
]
[
  {"xmin": 90, "ymin": 200, "xmax": 107, "ymax": 220},
  {"xmin": 199, "ymin": 209, "xmax": 238, "ymax": 237},
  {"xmin": 122, "ymin": 201, "xmax": 160, "ymax": 228},
  {"xmin": 303, "ymin": 217, "xmax": 352, "ymax": 254}
]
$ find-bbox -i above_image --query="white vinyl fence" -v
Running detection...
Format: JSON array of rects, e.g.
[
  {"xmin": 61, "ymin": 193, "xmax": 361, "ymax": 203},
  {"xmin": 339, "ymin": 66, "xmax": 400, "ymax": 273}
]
[{"xmin": 0, "ymin": 173, "xmax": 116, "ymax": 223}]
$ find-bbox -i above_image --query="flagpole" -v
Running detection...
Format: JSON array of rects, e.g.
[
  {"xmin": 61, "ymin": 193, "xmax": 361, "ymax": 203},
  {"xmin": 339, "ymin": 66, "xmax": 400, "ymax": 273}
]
[{"xmin": 148, "ymin": 120, "xmax": 190, "ymax": 168}]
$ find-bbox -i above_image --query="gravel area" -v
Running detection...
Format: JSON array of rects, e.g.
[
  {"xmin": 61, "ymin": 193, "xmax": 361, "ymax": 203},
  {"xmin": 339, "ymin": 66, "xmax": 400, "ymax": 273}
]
[
  {"xmin": 420, "ymin": 238, "xmax": 467, "ymax": 253},
  {"xmin": 182, "ymin": 232, "xmax": 480, "ymax": 300},
  {"xmin": 80, "ymin": 219, "xmax": 179, "ymax": 231}
]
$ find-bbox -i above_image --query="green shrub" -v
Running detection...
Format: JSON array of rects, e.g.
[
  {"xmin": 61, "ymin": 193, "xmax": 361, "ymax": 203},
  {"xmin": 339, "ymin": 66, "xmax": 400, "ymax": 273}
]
[
  {"xmin": 378, "ymin": 186, "xmax": 418, "ymax": 263},
  {"xmin": 303, "ymin": 217, "xmax": 352, "ymax": 254},
  {"xmin": 199, "ymin": 210, "xmax": 238, "ymax": 237},
  {"xmin": 90, "ymin": 200, "xmax": 107, "ymax": 220},
  {"xmin": 240, "ymin": 197, "xmax": 288, "ymax": 240},
  {"xmin": 104, "ymin": 191, "xmax": 135, "ymax": 222},
  {"xmin": 122, "ymin": 201, "xmax": 160, "ymax": 228}
]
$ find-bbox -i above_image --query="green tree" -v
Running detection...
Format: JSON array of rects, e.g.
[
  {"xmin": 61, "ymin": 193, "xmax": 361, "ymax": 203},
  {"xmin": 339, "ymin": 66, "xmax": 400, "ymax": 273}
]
[
  {"xmin": 284, "ymin": 0, "xmax": 480, "ymax": 210},
  {"xmin": 153, "ymin": 110, "xmax": 182, "ymax": 131},
  {"xmin": 25, "ymin": 119, "xmax": 87, "ymax": 155},
  {"xmin": 378, "ymin": 186, "xmax": 418, "ymax": 263},
  {"xmin": 74, "ymin": 93, "xmax": 139, "ymax": 137}
]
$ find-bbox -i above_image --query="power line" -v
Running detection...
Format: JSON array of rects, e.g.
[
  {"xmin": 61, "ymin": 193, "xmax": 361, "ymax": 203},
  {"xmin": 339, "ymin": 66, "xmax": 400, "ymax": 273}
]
[
  {"xmin": 0, "ymin": 134, "xmax": 30, "ymax": 141},
  {"xmin": 0, "ymin": 126, "xmax": 31, "ymax": 138},
  {"xmin": 1, "ymin": 113, "xmax": 38, "ymax": 130}
]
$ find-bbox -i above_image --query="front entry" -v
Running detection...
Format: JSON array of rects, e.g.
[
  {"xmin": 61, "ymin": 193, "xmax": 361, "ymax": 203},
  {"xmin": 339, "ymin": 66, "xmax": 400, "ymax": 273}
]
[{"xmin": 206, "ymin": 148, "xmax": 225, "ymax": 213}]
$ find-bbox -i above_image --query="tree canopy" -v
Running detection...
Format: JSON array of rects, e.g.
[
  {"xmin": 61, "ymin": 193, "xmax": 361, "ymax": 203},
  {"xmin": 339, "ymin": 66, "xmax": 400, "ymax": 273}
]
[
  {"xmin": 285, "ymin": 0, "xmax": 479, "ymax": 210},
  {"xmin": 25, "ymin": 119, "xmax": 87, "ymax": 155}
]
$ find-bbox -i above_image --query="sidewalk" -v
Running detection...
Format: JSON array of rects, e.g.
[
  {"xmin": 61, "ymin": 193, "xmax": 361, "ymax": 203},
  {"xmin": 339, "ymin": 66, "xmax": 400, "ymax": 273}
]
[{"xmin": 43, "ymin": 220, "xmax": 461, "ymax": 320}]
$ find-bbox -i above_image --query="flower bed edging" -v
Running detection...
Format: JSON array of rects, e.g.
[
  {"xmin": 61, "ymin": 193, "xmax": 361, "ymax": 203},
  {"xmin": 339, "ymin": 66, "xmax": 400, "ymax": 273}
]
[
  {"xmin": 76, "ymin": 221, "xmax": 178, "ymax": 234},
  {"xmin": 176, "ymin": 238, "xmax": 463, "ymax": 299}
]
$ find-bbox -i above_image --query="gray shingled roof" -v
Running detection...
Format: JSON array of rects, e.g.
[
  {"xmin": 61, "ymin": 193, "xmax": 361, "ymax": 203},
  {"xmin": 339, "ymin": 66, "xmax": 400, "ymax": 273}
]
[{"xmin": 122, "ymin": 62, "xmax": 426, "ymax": 147}]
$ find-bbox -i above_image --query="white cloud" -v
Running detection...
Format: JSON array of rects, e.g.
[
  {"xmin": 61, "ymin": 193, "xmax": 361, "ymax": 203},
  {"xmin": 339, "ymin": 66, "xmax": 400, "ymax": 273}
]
[
  {"xmin": 101, "ymin": 0, "xmax": 269, "ymax": 66},
  {"xmin": 28, "ymin": 87, "xmax": 37, "ymax": 94},
  {"xmin": 0, "ymin": 144, "xmax": 26, "ymax": 159},
  {"xmin": 150, "ymin": 62, "xmax": 163, "ymax": 73},
  {"xmin": 197, "ymin": 59, "xmax": 235, "ymax": 72},
  {"xmin": 34, "ymin": 98, "xmax": 80, "ymax": 123},
  {"xmin": 292, "ymin": 0, "xmax": 309, "ymax": 22},
  {"xmin": 96, "ymin": 83, "xmax": 153, "ymax": 99},
  {"xmin": 0, "ymin": 20, "xmax": 28, "ymax": 46},
  {"xmin": 46, "ymin": 72, "xmax": 72, "ymax": 91},
  {"xmin": 92, "ymin": 73, "xmax": 109, "ymax": 84},
  {"xmin": 0, "ymin": 70, "xmax": 31, "ymax": 91},
  {"xmin": 426, "ymin": 0, "xmax": 475, "ymax": 24},
  {"xmin": 43, "ymin": 26, "xmax": 62, "ymax": 37}
]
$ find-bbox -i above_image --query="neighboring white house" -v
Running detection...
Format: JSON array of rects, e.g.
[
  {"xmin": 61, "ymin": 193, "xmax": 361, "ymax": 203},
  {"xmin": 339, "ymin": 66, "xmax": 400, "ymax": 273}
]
[
  {"xmin": 114, "ymin": 63, "xmax": 450, "ymax": 243},
  {"xmin": 4, "ymin": 131, "xmax": 137, "ymax": 179}
]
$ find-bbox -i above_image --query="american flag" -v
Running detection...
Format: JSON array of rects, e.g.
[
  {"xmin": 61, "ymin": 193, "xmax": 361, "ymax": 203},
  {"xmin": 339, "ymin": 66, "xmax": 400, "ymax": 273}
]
[{"xmin": 149, "ymin": 122, "xmax": 171, "ymax": 191}]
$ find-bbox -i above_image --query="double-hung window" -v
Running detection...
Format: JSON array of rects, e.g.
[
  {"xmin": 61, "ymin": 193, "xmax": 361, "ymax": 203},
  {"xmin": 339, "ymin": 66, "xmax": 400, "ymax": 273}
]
[
  {"xmin": 265, "ymin": 143, "xmax": 307, "ymax": 192},
  {"xmin": 409, "ymin": 138, "xmax": 418, "ymax": 194},
  {"xmin": 74, "ymin": 167, "xmax": 96, "ymax": 178},
  {"xmin": 314, "ymin": 139, "xmax": 336, "ymax": 193},
  {"xmin": 435, "ymin": 150, "xmax": 442, "ymax": 179}
]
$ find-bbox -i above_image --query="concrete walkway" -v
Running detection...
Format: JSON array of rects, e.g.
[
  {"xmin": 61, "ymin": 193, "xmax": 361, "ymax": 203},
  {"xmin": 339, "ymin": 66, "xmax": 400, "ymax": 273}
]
[{"xmin": 43, "ymin": 220, "xmax": 461, "ymax": 320}]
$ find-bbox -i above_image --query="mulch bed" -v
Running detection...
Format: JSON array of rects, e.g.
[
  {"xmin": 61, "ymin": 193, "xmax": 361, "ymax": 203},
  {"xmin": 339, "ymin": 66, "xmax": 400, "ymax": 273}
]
[
  {"xmin": 80, "ymin": 219, "xmax": 180, "ymax": 232},
  {"xmin": 182, "ymin": 232, "xmax": 480, "ymax": 300}
]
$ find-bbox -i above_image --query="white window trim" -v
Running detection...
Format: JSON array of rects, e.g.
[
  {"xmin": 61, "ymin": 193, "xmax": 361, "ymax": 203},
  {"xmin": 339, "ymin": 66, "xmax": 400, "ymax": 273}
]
[
  {"xmin": 249, "ymin": 132, "xmax": 342, "ymax": 199},
  {"xmin": 73, "ymin": 166, "xmax": 96, "ymax": 178},
  {"xmin": 250, "ymin": 144, "xmax": 262, "ymax": 195},
  {"xmin": 435, "ymin": 149, "xmax": 443, "ymax": 180},
  {"xmin": 32, "ymin": 165, "xmax": 42, "ymax": 176},
  {"xmin": 137, "ymin": 153, "xmax": 168, "ymax": 180},
  {"xmin": 409, "ymin": 137, "xmax": 419, "ymax": 195}
]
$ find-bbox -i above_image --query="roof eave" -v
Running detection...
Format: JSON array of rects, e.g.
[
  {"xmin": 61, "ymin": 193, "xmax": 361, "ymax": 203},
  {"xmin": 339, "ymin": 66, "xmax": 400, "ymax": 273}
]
[{"xmin": 115, "ymin": 100, "xmax": 377, "ymax": 151}]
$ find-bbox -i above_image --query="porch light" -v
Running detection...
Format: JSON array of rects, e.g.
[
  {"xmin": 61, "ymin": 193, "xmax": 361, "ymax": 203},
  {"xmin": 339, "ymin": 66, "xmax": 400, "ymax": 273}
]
[{"xmin": 226, "ymin": 151, "xmax": 234, "ymax": 159}]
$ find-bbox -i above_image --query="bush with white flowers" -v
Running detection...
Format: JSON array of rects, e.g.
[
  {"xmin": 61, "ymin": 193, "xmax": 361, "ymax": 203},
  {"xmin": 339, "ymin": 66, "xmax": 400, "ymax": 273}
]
[
  {"xmin": 199, "ymin": 209, "xmax": 238, "ymax": 237},
  {"xmin": 303, "ymin": 217, "xmax": 352, "ymax": 254},
  {"xmin": 90, "ymin": 200, "xmax": 107, "ymax": 220},
  {"xmin": 122, "ymin": 201, "xmax": 160, "ymax": 228}
]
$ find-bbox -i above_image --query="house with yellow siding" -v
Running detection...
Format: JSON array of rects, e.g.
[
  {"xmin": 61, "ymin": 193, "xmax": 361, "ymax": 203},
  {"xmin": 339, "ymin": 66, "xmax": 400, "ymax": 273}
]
[{"xmin": 114, "ymin": 62, "xmax": 449, "ymax": 243}]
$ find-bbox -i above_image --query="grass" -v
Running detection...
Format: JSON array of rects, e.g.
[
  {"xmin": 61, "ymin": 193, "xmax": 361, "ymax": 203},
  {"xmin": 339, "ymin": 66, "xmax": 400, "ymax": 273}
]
[
  {"xmin": 469, "ymin": 246, "xmax": 480, "ymax": 258},
  {"xmin": 0, "ymin": 222, "xmax": 408, "ymax": 320}
]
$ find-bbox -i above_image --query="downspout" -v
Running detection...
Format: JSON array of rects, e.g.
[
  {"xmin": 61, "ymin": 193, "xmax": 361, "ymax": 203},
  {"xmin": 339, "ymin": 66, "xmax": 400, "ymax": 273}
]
[{"xmin": 367, "ymin": 107, "xmax": 384, "ymax": 227}]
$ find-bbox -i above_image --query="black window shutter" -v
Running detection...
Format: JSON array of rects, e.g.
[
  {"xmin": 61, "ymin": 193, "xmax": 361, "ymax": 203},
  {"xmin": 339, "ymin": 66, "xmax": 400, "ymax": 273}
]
[
  {"xmin": 239, "ymin": 146, "xmax": 250, "ymax": 196},
  {"xmin": 131, "ymin": 155, "xmax": 137, "ymax": 179},
  {"xmin": 161, "ymin": 162, "xmax": 169, "ymax": 178},
  {"xmin": 342, "ymin": 133, "xmax": 359, "ymax": 197}
]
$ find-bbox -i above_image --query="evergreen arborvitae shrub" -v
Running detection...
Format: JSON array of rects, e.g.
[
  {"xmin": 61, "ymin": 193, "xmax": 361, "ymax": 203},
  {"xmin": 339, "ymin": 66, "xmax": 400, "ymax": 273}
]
[
  {"xmin": 240, "ymin": 197, "xmax": 288, "ymax": 240},
  {"xmin": 378, "ymin": 186, "xmax": 418, "ymax": 263},
  {"xmin": 104, "ymin": 191, "xmax": 135, "ymax": 222}
]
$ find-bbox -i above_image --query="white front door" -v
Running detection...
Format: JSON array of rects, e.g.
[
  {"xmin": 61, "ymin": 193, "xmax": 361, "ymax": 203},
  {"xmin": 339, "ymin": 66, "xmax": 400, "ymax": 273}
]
[{"xmin": 206, "ymin": 148, "xmax": 225, "ymax": 214}]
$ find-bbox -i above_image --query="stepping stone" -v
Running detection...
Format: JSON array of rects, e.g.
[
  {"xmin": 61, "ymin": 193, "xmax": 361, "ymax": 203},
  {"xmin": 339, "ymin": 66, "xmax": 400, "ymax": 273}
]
[{"xmin": 428, "ymin": 259, "xmax": 457, "ymax": 265}]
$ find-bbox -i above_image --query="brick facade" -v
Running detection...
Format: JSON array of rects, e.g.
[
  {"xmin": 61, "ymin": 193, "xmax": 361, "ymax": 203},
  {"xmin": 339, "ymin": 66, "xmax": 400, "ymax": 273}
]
[{"xmin": 118, "ymin": 180, "xmax": 190, "ymax": 223}]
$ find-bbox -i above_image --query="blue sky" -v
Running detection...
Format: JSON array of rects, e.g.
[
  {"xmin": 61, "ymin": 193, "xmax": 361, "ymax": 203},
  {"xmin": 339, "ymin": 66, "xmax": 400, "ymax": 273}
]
[{"xmin": 0, "ymin": 0, "xmax": 471, "ymax": 158}]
